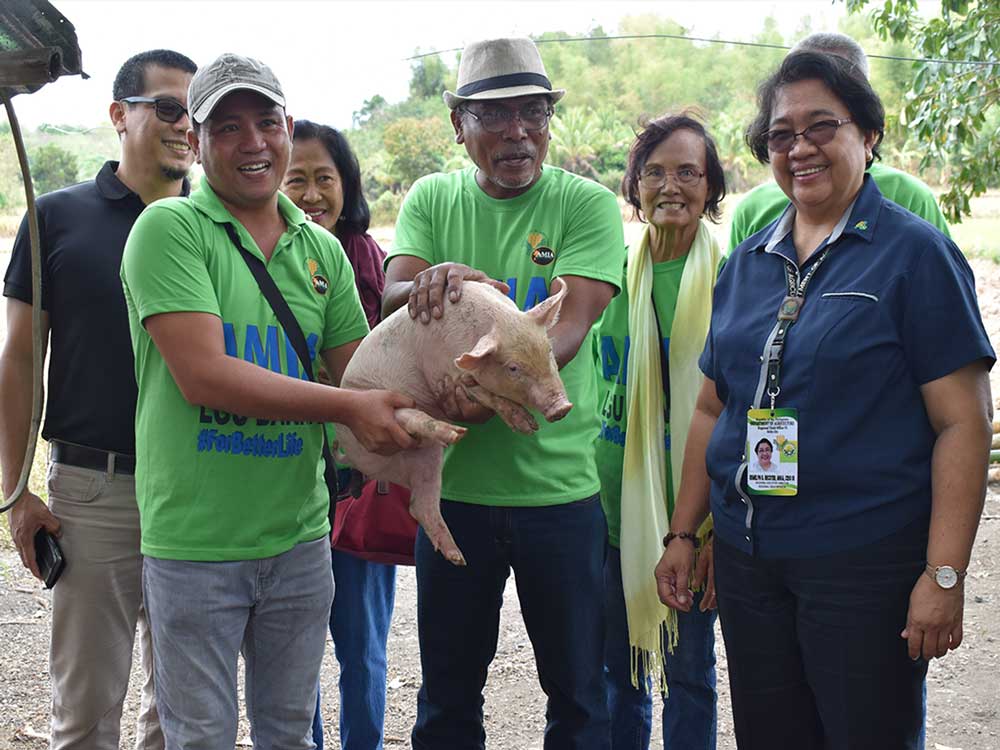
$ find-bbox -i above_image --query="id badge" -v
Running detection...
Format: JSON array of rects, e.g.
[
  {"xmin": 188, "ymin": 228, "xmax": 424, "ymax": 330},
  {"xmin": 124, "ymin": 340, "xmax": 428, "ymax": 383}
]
[{"xmin": 746, "ymin": 408, "xmax": 798, "ymax": 496}]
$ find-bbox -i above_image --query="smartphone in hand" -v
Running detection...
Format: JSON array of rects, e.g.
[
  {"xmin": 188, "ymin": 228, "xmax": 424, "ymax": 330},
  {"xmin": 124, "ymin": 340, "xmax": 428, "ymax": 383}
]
[{"xmin": 34, "ymin": 528, "xmax": 66, "ymax": 589}]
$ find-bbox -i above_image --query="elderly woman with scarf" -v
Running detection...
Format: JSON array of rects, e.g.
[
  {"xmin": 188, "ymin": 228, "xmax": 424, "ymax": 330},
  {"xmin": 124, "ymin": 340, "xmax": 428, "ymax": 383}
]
[{"xmin": 596, "ymin": 112, "xmax": 726, "ymax": 750}]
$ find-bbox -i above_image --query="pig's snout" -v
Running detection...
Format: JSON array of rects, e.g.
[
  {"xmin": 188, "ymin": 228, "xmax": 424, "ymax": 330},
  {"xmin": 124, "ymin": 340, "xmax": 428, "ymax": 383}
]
[{"xmin": 543, "ymin": 398, "xmax": 573, "ymax": 422}]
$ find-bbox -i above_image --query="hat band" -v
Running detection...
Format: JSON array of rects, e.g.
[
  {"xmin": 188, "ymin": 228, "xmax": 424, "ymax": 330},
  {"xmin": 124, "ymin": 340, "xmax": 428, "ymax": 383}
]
[{"xmin": 456, "ymin": 72, "xmax": 552, "ymax": 97}]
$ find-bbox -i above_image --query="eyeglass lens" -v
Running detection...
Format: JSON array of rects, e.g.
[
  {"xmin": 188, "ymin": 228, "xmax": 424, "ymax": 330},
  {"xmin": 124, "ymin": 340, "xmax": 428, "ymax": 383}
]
[
  {"xmin": 767, "ymin": 120, "xmax": 842, "ymax": 153},
  {"xmin": 124, "ymin": 97, "xmax": 187, "ymax": 124},
  {"xmin": 153, "ymin": 99, "xmax": 186, "ymax": 123},
  {"xmin": 639, "ymin": 168, "xmax": 703, "ymax": 188},
  {"xmin": 474, "ymin": 105, "xmax": 551, "ymax": 133}
]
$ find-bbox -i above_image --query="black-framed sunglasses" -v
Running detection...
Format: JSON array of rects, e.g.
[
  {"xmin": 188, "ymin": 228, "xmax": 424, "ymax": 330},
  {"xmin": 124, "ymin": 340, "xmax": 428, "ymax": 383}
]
[
  {"xmin": 765, "ymin": 118, "xmax": 853, "ymax": 154},
  {"xmin": 120, "ymin": 96, "xmax": 189, "ymax": 124},
  {"xmin": 638, "ymin": 166, "xmax": 705, "ymax": 189},
  {"xmin": 461, "ymin": 103, "xmax": 554, "ymax": 134}
]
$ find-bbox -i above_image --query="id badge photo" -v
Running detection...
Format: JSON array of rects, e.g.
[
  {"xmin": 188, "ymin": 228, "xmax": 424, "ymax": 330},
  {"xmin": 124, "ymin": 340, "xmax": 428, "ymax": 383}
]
[{"xmin": 746, "ymin": 408, "xmax": 798, "ymax": 496}]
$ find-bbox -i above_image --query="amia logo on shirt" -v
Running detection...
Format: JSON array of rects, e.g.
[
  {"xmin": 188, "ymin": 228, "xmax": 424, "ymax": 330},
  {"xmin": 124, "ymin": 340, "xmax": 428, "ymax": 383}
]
[
  {"xmin": 526, "ymin": 231, "xmax": 555, "ymax": 265},
  {"xmin": 307, "ymin": 258, "xmax": 329, "ymax": 295}
]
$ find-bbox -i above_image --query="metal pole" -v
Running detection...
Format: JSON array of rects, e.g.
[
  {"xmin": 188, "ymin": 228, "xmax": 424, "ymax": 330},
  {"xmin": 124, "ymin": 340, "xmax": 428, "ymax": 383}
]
[{"xmin": 1, "ymin": 90, "xmax": 44, "ymax": 512}]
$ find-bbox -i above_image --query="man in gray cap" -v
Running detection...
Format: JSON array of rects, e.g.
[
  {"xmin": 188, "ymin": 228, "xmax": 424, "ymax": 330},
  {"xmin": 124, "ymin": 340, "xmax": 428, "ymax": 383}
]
[
  {"xmin": 384, "ymin": 37, "xmax": 624, "ymax": 749},
  {"xmin": 121, "ymin": 53, "xmax": 415, "ymax": 749}
]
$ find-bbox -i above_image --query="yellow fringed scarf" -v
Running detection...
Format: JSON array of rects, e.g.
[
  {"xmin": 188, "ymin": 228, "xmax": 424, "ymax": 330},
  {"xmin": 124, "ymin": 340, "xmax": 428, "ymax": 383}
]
[{"xmin": 620, "ymin": 220, "xmax": 721, "ymax": 692}]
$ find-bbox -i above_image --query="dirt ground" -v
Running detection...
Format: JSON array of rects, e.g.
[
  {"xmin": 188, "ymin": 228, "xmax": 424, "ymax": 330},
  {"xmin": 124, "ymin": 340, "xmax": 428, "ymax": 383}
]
[{"xmin": 1, "ymin": 259, "xmax": 1000, "ymax": 749}]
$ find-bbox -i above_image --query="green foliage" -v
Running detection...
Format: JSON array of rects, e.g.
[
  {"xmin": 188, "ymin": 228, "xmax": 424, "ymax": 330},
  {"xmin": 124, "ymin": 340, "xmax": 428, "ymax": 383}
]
[
  {"xmin": 548, "ymin": 109, "xmax": 602, "ymax": 180},
  {"xmin": 382, "ymin": 117, "xmax": 451, "ymax": 189},
  {"xmin": 845, "ymin": 0, "xmax": 999, "ymax": 221},
  {"xmin": 370, "ymin": 190, "xmax": 404, "ymax": 227},
  {"xmin": 409, "ymin": 55, "xmax": 449, "ymax": 100},
  {"xmin": 30, "ymin": 143, "xmax": 79, "ymax": 195},
  {"xmin": 353, "ymin": 95, "xmax": 389, "ymax": 128},
  {"xmin": 1, "ymin": 9, "xmax": 980, "ymax": 225}
]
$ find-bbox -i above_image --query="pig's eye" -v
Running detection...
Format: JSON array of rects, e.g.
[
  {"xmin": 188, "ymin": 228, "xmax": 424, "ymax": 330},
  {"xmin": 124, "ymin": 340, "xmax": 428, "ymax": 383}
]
[{"xmin": 507, "ymin": 363, "xmax": 521, "ymax": 375}]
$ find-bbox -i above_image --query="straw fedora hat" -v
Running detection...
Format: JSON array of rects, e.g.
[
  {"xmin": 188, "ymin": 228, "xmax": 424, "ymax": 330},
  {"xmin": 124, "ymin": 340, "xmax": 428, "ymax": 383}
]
[{"xmin": 443, "ymin": 37, "xmax": 566, "ymax": 109}]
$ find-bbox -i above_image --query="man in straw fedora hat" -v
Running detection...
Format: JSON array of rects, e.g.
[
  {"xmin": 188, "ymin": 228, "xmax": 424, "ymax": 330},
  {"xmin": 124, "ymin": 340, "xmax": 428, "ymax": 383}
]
[{"xmin": 383, "ymin": 37, "xmax": 625, "ymax": 749}]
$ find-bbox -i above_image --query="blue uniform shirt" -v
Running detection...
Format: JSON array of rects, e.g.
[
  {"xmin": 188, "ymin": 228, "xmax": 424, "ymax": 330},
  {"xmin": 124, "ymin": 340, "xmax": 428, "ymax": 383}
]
[{"xmin": 700, "ymin": 175, "xmax": 995, "ymax": 558}]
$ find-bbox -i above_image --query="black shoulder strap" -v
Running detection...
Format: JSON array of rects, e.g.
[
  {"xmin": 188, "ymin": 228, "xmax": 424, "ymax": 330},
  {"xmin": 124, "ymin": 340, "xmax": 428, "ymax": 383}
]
[{"xmin": 224, "ymin": 223, "xmax": 340, "ymax": 504}]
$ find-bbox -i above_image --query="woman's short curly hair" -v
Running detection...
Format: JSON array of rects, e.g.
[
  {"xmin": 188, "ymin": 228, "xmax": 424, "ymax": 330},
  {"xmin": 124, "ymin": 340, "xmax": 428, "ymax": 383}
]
[
  {"xmin": 745, "ymin": 50, "xmax": 885, "ymax": 168},
  {"xmin": 622, "ymin": 112, "xmax": 726, "ymax": 224}
]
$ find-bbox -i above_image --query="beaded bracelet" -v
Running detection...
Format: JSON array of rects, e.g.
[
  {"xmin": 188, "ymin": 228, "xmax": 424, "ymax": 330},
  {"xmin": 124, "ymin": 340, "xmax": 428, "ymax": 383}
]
[{"xmin": 662, "ymin": 531, "xmax": 700, "ymax": 549}]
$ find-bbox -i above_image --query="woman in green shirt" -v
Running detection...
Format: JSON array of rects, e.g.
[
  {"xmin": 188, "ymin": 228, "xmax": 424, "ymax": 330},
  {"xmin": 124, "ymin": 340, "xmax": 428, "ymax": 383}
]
[{"xmin": 596, "ymin": 113, "xmax": 726, "ymax": 749}]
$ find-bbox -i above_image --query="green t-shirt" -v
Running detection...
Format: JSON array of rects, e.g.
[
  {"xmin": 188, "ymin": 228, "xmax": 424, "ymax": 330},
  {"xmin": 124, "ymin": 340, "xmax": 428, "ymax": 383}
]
[
  {"xmin": 595, "ymin": 256, "xmax": 687, "ymax": 548},
  {"xmin": 121, "ymin": 177, "xmax": 369, "ymax": 561},
  {"xmin": 389, "ymin": 166, "xmax": 625, "ymax": 507},
  {"xmin": 728, "ymin": 162, "xmax": 951, "ymax": 252}
]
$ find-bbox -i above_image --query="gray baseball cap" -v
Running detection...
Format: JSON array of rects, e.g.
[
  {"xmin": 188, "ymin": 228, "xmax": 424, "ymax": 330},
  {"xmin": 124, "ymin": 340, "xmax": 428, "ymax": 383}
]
[{"xmin": 188, "ymin": 53, "xmax": 285, "ymax": 123}]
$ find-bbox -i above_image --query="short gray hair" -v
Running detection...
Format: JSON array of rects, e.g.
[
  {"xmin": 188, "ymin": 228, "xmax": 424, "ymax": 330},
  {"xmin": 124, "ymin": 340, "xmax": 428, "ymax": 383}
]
[{"xmin": 792, "ymin": 32, "xmax": 869, "ymax": 79}]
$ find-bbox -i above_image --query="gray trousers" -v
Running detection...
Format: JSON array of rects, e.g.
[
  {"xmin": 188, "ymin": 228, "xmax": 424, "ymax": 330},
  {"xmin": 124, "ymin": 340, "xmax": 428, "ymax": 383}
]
[{"xmin": 47, "ymin": 461, "xmax": 162, "ymax": 750}]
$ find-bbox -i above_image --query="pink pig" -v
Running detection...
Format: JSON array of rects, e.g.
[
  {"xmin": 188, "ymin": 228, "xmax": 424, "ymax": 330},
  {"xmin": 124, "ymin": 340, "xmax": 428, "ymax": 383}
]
[{"xmin": 334, "ymin": 278, "xmax": 573, "ymax": 566}]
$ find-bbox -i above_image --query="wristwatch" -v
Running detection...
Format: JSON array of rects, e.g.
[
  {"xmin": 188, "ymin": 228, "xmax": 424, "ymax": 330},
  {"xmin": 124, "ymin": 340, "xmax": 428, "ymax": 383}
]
[{"xmin": 925, "ymin": 563, "xmax": 967, "ymax": 590}]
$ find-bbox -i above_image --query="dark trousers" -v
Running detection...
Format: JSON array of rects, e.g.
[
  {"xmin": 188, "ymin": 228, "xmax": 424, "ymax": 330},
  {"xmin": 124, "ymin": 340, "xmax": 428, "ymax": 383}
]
[
  {"xmin": 411, "ymin": 495, "xmax": 610, "ymax": 750},
  {"xmin": 714, "ymin": 518, "xmax": 929, "ymax": 750},
  {"xmin": 603, "ymin": 546, "xmax": 718, "ymax": 750}
]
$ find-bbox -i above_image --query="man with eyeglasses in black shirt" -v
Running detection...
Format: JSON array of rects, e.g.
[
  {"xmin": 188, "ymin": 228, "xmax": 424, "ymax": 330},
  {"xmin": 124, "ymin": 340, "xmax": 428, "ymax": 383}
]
[{"xmin": 1, "ymin": 49, "xmax": 196, "ymax": 750}]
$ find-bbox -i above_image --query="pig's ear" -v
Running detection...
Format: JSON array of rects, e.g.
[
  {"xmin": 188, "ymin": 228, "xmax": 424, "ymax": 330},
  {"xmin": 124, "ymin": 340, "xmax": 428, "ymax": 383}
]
[
  {"xmin": 526, "ymin": 277, "xmax": 567, "ymax": 330},
  {"xmin": 455, "ymin": 332, "xmax": 498, "ymax": 371}
]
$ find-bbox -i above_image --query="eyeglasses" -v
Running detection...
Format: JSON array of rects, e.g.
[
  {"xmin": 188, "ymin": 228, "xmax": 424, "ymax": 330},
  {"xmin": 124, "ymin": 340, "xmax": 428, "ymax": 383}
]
[
  {"xmin": 120, "ymin": 96, "xmax": 189, "ymax": 124},
  {"xmin": 765, "ymin": 118, "xmax": 853, "ymax": 154},
  {"xmin": 638, "ymin": 166, "xmax": 705, "ymax": 189},
  {"xmin": 462, "ymin": 103, "xmax": 553, "ymax": 134}
]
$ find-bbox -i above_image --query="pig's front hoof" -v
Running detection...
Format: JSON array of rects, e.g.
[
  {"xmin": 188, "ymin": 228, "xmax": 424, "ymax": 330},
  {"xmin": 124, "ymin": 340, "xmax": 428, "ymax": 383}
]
[
  {"xmin": 507, "ymin": 409, "xmax": 539, "ymax": 435},
  {"xmin": 396, "ymin": 408, "xmax": 467, "ymax": 446},
  {"xmin": 425, "ymin": 419, "xmax": 466, "ymax": 446}
]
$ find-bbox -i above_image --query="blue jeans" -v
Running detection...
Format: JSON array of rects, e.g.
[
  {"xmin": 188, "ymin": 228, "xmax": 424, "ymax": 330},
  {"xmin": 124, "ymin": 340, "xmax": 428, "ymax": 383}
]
[
  {"xmin": 412, "ymin": 496, "xmax": 610, "ymax": 750},
  {"xmin": 143, "ymin": 537, "xmax": 333, "ymax": 750},
  {"xmin": 713, "ymin": 519, "xmax": 928, "ymax": 750},
  {"xmin": 312, "ymin": 550, "xmax": 396, "ymax": 750},
  {"xmin": 603, "ymin": 546, "xmax": 717, "ymax": 749}
]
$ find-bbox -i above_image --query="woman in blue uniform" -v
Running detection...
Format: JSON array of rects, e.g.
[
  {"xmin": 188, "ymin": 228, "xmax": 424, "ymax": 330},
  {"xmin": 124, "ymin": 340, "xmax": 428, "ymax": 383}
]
[{"xmin": 654, "ymin": 51, "xmax": 994, "ymax": 750}]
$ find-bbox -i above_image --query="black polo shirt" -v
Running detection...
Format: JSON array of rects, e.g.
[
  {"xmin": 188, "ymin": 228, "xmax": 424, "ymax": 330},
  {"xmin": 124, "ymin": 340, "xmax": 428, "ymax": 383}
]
[{"xmin": 4, "ymin": 161, "xmax": 189, "ymax": 455}]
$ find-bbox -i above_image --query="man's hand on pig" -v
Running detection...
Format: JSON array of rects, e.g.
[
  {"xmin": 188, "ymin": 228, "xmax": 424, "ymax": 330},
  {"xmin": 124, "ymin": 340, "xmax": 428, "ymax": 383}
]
[
  {"xmin": 435, "ymin": 374, "xmax": 495, "ymax": 424},
  {"xmin": 343, "ymin": 389, "xmax": 418, "ymax": 455},
  {"xmin": 408, "ymin": 263, "xmax": 510, "ymax": 324}
]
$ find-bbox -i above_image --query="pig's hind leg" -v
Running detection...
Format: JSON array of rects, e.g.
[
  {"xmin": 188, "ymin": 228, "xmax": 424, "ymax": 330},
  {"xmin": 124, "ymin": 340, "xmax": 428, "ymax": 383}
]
[
  {"xmin": 395, "ymin": 407, "xmax": 467, "ymax": 446},
  {"xmin": 400, "ymin": 446, "xmax": 467, "ymax": 567}
]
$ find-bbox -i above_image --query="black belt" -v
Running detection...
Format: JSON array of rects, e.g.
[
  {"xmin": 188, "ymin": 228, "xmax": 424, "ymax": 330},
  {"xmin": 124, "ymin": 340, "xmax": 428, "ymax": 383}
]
[{"xmin": 51, "ymin": 441, "xmax": 135, "ymax": 475}]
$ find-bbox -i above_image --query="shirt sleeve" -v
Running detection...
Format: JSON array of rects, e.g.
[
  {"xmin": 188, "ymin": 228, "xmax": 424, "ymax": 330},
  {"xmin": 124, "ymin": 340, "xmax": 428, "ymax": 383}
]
[
  {"xmin": 901, "ymin": 237, "xmax": 995, "ymax": 384},
  {"xmin": 902, "ymin": 189, "xmax": 951, "ymax": 238},
  {"xmin": 552, "ymin": 183, "xmax": 625, "ymax": 293},
  {"xmin": 699, "ymin": 253, "xmax": 739, "ymax": 383},
  {"xmin": 727, "ymin": 200, "xmax": 751, "ymax": 255},
  {"xmin": 388, "ymin": 178, "xmax": 435, "ymax": 267},
  {"xmin": 3, "ymin": 205, "xmax": 50, "ymax": 307},
  {"xmin": 319, "ymin": 233, "xmax": 369, "ymax": 351},
  {"xmin": 121, "ymin": 202, "xmax": 222, "ymax": 324}
]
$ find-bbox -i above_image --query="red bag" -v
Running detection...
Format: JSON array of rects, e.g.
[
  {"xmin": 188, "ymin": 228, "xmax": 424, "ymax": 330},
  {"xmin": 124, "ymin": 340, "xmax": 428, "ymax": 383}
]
[{"xmin": 331, "ymin": 479, "xmax": 417, "ymax": 565}]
